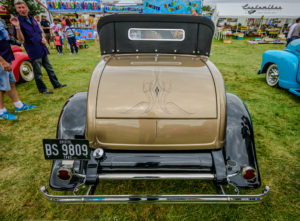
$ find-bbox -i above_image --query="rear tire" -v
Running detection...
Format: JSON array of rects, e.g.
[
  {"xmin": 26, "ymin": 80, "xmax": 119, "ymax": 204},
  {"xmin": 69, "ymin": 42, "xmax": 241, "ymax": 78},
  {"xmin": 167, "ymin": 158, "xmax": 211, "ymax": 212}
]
[
  {"xmin": 266, "ymin": 64, "xmax": 279, "ymax": 87},
  {"xmin": 19, "ymin": 60, "xmax": 34, "ymax": 82}
]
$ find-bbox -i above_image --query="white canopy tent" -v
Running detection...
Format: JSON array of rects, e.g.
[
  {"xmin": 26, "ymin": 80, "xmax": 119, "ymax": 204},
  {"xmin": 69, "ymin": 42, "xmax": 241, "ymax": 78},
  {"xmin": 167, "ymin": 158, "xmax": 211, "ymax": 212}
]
[{"xmin": 212, "ymin": 2, "xmax": 300, "ymax": 27}]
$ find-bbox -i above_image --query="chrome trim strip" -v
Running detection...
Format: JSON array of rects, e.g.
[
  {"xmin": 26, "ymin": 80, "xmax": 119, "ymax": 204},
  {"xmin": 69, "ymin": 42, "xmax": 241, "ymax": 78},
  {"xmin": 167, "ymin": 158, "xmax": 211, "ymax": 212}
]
[
  {"xmin": 40, "ymin": 186, "xmax": 270, "ymax": 204},
  {"xmin": 73, "ymin": 173, "xmax": 215, "ymax": 180},
  {"xmin": 98, "ymin": 173, "xmax": 215, "ymax": 180},
  {"xmin": 130, "ymin": 61, "xmax": 182, "ymax": 65}
]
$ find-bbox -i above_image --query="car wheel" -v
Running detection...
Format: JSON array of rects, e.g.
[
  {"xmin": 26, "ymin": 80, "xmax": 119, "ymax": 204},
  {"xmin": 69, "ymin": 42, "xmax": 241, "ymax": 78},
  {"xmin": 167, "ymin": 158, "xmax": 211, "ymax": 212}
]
[
  {"xmin": 19, "ymin": 60, "xmax": 34, "ymax": 82},
  {"xmin": 266, "ymin": 64, "xmax": 279, "ymax": 87},
  {"xmin": 85, "ymin": 45, "xmax": 88, "ymax": 49}
]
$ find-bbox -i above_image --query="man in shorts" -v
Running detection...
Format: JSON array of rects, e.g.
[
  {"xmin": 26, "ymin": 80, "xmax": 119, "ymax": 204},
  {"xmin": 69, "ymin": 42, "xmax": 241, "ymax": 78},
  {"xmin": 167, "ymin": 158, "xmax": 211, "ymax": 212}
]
[{"xmin": 0, "ymin": 20, "xmax": 35, "ymax": 120}]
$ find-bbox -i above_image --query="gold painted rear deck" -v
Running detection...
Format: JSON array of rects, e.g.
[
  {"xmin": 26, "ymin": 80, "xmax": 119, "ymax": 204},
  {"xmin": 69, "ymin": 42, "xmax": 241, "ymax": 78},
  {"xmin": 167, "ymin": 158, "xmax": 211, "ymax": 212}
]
[{"xmin": 86, "ymin": 54, "xmax": 226, "ymax": 150}]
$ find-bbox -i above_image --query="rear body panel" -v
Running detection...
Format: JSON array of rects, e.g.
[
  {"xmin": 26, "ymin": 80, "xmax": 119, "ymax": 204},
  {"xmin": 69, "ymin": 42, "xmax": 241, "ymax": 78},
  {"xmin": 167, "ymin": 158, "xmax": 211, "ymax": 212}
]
[
  {"xmin": 86, "ymin": 54, "xmax": 226, "ymax": 150},
  {"xmin": 97, "ymin": 55, "xmax": 217, "ymax": 119}
]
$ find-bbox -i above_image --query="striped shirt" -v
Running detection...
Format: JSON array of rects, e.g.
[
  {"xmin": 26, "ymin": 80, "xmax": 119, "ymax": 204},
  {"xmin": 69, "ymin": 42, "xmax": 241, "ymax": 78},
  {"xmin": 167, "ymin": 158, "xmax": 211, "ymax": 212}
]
[{"xmin": 65, "ymin": 25, "xmax": 76, "ymax": 38}]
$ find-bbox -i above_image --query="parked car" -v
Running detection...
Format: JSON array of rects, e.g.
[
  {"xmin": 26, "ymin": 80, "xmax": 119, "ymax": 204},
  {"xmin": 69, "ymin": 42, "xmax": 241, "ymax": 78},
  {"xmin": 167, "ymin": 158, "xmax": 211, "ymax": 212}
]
[
  {"xmin": 11, "ymin": 45, "xmax": 34, "ymax": 82},
  {"xmin": 40, "ymin": 14, "xmax": 269, "ymax": 204},
  {"xmin": 76, "ymin": 39, "xmax": 88, "ymax": 49},
  {"xmin": 258, "ymin": 39, "xmax": 300, "ymax": 96}
]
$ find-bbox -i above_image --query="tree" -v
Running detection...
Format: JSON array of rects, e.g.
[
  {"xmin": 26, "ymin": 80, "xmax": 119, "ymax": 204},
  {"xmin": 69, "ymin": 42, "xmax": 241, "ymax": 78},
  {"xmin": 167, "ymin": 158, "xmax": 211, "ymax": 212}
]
[
  {"xmin": 202, "ymin": 5, "xmax": 212, "ymax": 12},
  {"xmin": 0, "ymin": 0, "xmax": 45, "ymax": 16}
]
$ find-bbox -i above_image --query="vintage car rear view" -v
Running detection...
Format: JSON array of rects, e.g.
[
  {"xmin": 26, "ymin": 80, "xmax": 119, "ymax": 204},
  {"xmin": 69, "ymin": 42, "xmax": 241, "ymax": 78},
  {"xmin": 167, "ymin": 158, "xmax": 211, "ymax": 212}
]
[{"xmin": 41, "ymin": 14, "xmax": 269, "ymax": 203}]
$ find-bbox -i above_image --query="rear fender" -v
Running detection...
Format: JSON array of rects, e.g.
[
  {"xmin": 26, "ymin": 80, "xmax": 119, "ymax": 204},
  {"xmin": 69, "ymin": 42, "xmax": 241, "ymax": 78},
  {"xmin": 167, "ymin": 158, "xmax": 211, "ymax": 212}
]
[
  {"xmin": 225, "ymin": 93, "xmax": 261, "ymax": 189},
  {"xmin": 56, "ymin": 92, "xmax": 87, "ymax": 139},
  {"xmin": 11, "ymin": 46, "xmax": 22, "ymax": 53},
  {"xmin": 50, "ymin": 92, "xmax": 87, "ymax": 191}
]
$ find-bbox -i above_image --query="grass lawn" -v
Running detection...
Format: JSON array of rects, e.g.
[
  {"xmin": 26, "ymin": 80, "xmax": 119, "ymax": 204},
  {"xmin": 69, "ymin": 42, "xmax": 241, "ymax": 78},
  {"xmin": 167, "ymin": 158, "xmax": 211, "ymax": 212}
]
[{"xmin": 0, "ymin": 39, "xmax": 299, "ymax": 220}]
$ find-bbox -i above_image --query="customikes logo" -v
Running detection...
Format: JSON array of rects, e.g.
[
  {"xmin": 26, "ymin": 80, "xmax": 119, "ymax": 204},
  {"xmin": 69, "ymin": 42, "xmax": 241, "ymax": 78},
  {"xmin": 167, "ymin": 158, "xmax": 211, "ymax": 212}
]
[{"xmin": 242, "ymin": 4, "xmax": 283, "ymax": 15}]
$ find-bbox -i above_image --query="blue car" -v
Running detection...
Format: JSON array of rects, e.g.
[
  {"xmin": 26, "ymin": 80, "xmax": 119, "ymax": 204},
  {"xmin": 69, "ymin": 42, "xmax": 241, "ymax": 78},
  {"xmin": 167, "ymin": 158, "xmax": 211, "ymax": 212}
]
[{"xmin": 258, "ymin": 39, "xmax": 300, "ymax": 96}]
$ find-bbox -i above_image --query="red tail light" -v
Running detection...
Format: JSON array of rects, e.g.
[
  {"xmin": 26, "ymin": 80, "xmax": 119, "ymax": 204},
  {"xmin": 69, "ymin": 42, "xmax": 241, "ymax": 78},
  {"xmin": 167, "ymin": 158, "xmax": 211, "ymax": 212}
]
[
  {"xmin": 241, "ymin": 166, "xmax": 257, "ymax": 181},
  {"xmin": 57, "ymin": 169, "xmax": 72, "ymax": 181}
]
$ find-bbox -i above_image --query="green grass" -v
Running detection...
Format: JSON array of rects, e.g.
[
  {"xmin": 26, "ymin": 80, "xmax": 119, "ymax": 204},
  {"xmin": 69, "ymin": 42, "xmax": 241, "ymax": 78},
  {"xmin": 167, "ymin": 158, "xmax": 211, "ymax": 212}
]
[{"xmin": 0, "ymin": 39, "xmax": 299, "ymax": 220}]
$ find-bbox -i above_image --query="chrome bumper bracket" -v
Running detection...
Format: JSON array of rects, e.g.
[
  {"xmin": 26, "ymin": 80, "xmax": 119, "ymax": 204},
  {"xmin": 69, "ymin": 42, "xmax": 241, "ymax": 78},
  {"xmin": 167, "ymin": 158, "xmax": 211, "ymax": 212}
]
[{"xmin": 40, "ymin": 186, "xmax": 270, "ymax": 204}]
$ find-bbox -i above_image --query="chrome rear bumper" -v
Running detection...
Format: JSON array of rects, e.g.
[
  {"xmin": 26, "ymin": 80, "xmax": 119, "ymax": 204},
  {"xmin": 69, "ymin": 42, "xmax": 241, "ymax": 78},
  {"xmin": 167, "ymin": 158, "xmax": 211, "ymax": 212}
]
[
  {"xmin": 81, "ymin": 172, "xmax": 215, "ymax": 180},
  {"xmin": 40, "ymin": 186, "xmax": 270, "ymax": 204}
]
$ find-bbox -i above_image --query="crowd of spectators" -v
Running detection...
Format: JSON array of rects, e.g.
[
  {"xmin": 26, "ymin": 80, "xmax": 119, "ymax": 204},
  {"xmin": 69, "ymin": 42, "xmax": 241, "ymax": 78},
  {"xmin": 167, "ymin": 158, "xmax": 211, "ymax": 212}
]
[{"xmin": 0, "ymin": 0, "xmax": 69, "ymax": 120}]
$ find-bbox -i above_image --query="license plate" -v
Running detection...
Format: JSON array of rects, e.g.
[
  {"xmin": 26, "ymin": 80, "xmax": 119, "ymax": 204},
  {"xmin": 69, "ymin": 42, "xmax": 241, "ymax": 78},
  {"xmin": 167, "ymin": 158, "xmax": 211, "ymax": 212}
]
[{"xmin": 43, "ymin": 139, "xmax": 90, "ymax": 160}]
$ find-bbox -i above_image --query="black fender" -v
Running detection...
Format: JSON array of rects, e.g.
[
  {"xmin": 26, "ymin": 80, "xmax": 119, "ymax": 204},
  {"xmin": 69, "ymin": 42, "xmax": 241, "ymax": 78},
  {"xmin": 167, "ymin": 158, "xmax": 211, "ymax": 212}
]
[
  {"xmin": 225, "ymin": 93, "xmax": 261, "ymax": 189},
  {"xmin": 50, "ymin": 92, "xmax": 87, "ymax": 190},
  {"xmin": 56, "ymin": 92, "xmax": 87, "ymax": 139}
]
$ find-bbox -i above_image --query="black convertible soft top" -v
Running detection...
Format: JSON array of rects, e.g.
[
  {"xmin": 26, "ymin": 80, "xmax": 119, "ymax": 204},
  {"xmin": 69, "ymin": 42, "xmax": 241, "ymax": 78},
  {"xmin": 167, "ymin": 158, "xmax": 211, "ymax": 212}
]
[{"xmin": 97, "ymin": 14, "xmax": 215, "ymax": 56}]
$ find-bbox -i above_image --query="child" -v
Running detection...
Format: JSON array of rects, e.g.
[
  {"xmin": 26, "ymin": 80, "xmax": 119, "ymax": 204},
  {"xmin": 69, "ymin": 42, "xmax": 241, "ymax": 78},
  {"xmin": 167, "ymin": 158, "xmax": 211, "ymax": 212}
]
[
  {"xmin": 65, "ymin": 19, "xmax": 78, "ymax": 55},
  {"xmin": 55, "ymin": 32, "xmax": 62, "ymax": 54}
]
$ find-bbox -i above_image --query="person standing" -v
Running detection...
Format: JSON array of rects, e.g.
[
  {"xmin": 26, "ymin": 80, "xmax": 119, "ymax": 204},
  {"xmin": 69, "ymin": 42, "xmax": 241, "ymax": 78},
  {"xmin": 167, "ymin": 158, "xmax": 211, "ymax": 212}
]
[
  {"xmin": 191, "ymin": 8, "xmax": 198, "ymax": 16},
  {"xmin": 0, "ymin": 20, "xmax": 35, "ymax": 120},
  {"xmin": 34, "ymin": 15, "xmax": 41, "ymax": 29},
  {"xmin": 61, "ymin": 17, "xmax": 66, "ymax": 49},
  {"xmin": 65, "ymin": 19, "xmax": 78, "ymax": 55},
  {"xmin": 62, "ymin": 16, "xmax": 67, "ymax": 33},
  {"xmin": 0, "ymin": 18, "xmax": 8, "ymax": 29},
  {"xmin": 91, "ymin": 19, "xmax": 98, "ymax": 47},
  {"xmin": 54, "ymin": 31, "xmax": 62, "ymax": 55},
  {"xmin": 50, "ymin": 18, "xmax": 64, "ymax": 51},
  {"xmin": 287, "ymin": 18, "xmax": 300, "ymax": 45},
  {"xmin": 41, "ymin": 15, "xmax": 54, "ymax": 49},
  {"xmin": 282, "ymin": 24, "xmax": 289, "ymax": 38},
  {"xmin": 12, "ymin": 0, "xmax": 66, "ymax": 94},
  {"xmin": 289, "ymin": 23, "xmax": 300, "ymax": 44}
]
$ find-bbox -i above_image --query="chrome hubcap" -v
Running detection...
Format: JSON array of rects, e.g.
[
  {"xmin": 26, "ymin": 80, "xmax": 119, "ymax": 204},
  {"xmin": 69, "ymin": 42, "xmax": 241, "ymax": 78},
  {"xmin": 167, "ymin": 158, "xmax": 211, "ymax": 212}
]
[
  {"xmin": 266, "ymin": 65, "xmax": 279, "ymax": 86},
  {"xmin": 20, "ymin": 61, "xmax": 34, "ymax": 81},
  {"xmin": 22, "ymin": 66, "xmax": 29, "ymax": 74}
]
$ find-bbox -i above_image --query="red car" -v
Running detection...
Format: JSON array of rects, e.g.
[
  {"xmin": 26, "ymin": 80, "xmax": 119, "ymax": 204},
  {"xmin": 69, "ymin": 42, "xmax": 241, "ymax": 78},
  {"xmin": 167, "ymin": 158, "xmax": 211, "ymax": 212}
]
[{"xmin": 11, "ymin": 46, "xmax": 34, "ymax": 82}]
